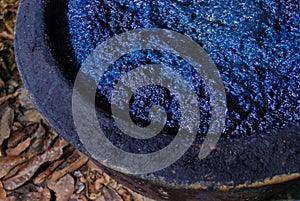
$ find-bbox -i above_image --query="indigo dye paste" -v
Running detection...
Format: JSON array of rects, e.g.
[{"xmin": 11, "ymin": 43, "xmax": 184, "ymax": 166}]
[
  {"xmin": 68, "ymin": 0, "xmax": 300, "ymax": 139},
  {"xmin": 66, "ymin": 1, "xmax": 300, "ymax": 185}
]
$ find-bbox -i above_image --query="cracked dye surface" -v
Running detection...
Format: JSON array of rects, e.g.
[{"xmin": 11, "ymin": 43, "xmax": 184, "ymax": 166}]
[{"xmin": 68, "ymin": 0, "xmax": 300, "ymax": 138}]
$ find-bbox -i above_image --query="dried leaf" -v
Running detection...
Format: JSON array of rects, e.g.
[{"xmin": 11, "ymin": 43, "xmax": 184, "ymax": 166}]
[
  {"xmin": 47, "ymin": 174, "xmax": 75, "ymax": 201},
  {"xmin": 0, "ymin": 181, "xmax": 6, "ymax": 199},
  {"xmin": 0, "ymin": 78, "xmax": 5, "ymax": 97},
  {"xmin": 0, "ymin": 104, "xmax": 14, "ymax": 146},
  {"xmin": 2, "ymin": 156, "xmax": 38, "ymax": 190},
  {"xmin": 69, "ymin": 194, "xmax": 88, "ymax": 201},
  {"xmin": 26, "ymin": 124, "xmax": 45, "ymax": 155},
  {"xmin": 6, "ymin": 79, "xmax": 18, "ymax": 89},
  {"xmin": 7, "ymin": 124, "xmax": 38, "ymax": 148},
  {"xmin": 0, "ymin": 155, "xmax": 28, "ymax": 179},
  {"xmin": 117, "ymin": 186, "xmax": 136, "ymax": 201},
  {"xmin": 49, "ymin": 154, "xmax": 88, "ymax": 182},
  {"xmin": 16, "ymin": 87, "xmax": 34, "ymax": 110},
  {"xmin": 17, "ymin": 109, "xmax": 41, "ymax": 126},
  {"xmin": 0, "ymin": 146, "xmax": 4, "ymax": 157},
  {"xmin": 0, "ymin": 31, "xmax": 14, "ymax": 40},
  {"xmin": 7, "ymin": 130, "xmax": 26, "ymax": 148},
  {"xmin": 87, "ymin": 160, "xmax": 104, "ymax": 173},
  {"xmin": 0, "ymin": 92, "xmax": 18, "ymax": 104},
  {"xmin": 131, "ymin": 192, "xmax": 155, "ymax": 201},
  {"xmin": 33, "ymin": 159, "xmax": 65, "ymax": 185},
  {"xmin": 13, "ymin": 183, "xmax": 42, "ymax": 196},
  {"xmin": 4, "ymin": 20, "xmax": 13, "ymax": 35},
  {"xmin": 40, "ymin": 187, "xmax": 51, "ymax": 201},
  {"xmin": 95, "ymin": 185, "xmax": 123, "ymax": 201},
  {"xmin": 42, "ymin": 129, "xmax": 58, "ymax": 152},
  {"xmin": 6, "ymin": 137, "xmax": 31, "ymax": 156},
  {"xmin": 0, "ymin": 196, "xmax": 16, "ymax": 201},
  {"xmin": 22, "ymin": 192, "xmax": 41, "ymax": 201},
  {"xmin": 2, "ymin": 156, "xmax": 32, "ymax": 180},
  {"xmin": 52, "ymin": 137, "xmax": 69, "ymax": 149},
  {"xmin": 3, "ymin": 139, "xmax": 67, "ymax": 190},
  {"xmin": 11, "ymin": 121, "xmax": 23, "ymax": 131},
  {"xmin": 75, "ymin": 181, "xmax": 85, "ymax": 194}
]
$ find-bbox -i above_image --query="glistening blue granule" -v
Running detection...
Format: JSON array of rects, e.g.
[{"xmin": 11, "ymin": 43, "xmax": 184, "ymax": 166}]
[{"xmin": 68, "ymin": 0, "xmax": 300, "ymax": 137}]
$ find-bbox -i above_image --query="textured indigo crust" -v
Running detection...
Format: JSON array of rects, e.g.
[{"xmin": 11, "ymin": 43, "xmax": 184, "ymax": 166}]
[
  {"xmin": 68, "ymin": 0, "xmax": 300, "ymax": 138},
  {"xmin": 66, "ymin": 0, "xmax": 300, "ymax": 187},
  {"xmin": 15, "ymin": 0, "xmax": 300, "ymax": 199}
]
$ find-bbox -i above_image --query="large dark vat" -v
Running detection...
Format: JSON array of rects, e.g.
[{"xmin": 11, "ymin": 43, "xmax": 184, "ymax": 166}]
[{"xmin": 15, "ymin": 0, "xmax": 300, "ymax": 200}]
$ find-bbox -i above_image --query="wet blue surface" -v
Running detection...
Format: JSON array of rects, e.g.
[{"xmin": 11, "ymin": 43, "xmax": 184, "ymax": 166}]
[{"xmin": 68, "ymin": 0, "xmax": 300, "ymax": 138}]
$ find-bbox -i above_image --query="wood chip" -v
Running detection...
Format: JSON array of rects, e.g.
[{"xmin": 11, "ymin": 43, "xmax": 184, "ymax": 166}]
[
  {"xmin": 69, "ymin": 194, "xmax": 89, "ymax": 201},
  {"xmin": 0, "ymin": 155, "xmax": 28, "ymax": 179},
  {"xmin": 0, "ymin": 196, "xmax": 16, "ymax": 201},
  {"xmin": 87, "ymin": 160, "xmax": 104, "ymax": 173},
  {"xmin": 16, "ymin": 87, "xmax": 34, "ymax": 110},
  {"xmin": 22, "ymin": 192, "xmax": 41, "ymax": 201},
  {"xmin": 7, "ymin": 130, "xmax": 26, "ymax": 148},
  {"xmin": 2, "ymin": 157, "xmax": 30, "ymax": 180},
  {"xmin": 49, "ymin": 154, "xmax": 89, "ymax": 182},
  {"xmin": 0, "ymin": 181, "xmax": 6, "ymax": 199},
  {"xmin": 42, "ymin": 129, "xmax": 58, "ymax": 152},
  {"xmin": 26, "ymin": 124, "xmax": 45, "ymax": 155},
  {"xmin": 4, "ymin": 21, "xmax": 14, "ymax": 35},
  {"xmin": 7, "ymin": 124, "xmax": 38, "ymax": 148},
  {"xmin": 0, "ymin": 78, "xmax": 5, "ymax": 97},
  {"xmin": 6, "ymin": 137, "xmax": 31, "ymax": 156},
  {"xmin": 3, "ymin": 139, "xmax": 68, "ymax": 190},
  {"xmin": 131, "ymin": 192, "xmax": 155, "ymax": 201},
  {"xmin": 17, "ymin": 109, "xmax": 41, "ymax": 126},
  {"xmin": 33, "ymin": 159, "xmax": 65, "ymax": 185},
  {"xmin": 2, "ymin": 156, "xmax": 38, "ymax": 190},
  {"xmin": 40, "ymin": 187, "xmax": 51, "ymax": 201},
  {"xmin": 95, "ymin": 185, "xmax": 123, "ymax": 201},
  {"xmin": 13, "ymin": 183, "xmax": 42, "ymax": 196},
  {"xmin": 0, "ymin": 104, "xmax": 14, "ymax": 146},
  {"xmin": 47, "ymin": 174, "xmax": 75, "ymax": 201},
  {"xmin": 0, "ymin": 92, "xmax": 19, "ymax": 105},
  {"xmin": 117, "ymin": 186, "xmax": 135, "ymax": 201},
  {"xmin": 0, "ymin": 146, "xmax": 4, "ymax": 157},
  {"xmin": 38, "ymin": 137, "xmax": 67, "ymax": 158}
]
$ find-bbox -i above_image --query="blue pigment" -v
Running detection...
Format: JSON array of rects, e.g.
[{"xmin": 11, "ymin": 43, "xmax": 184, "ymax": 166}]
[{"xmin": 68, "ymin": 0, "xmax": 300, "ymax": 137}]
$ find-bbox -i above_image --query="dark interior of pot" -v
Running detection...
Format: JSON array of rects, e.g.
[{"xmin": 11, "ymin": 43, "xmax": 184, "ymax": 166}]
[{"xmin": 18, "ymin": 0, "xmax": 300, "ymax": 200}]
